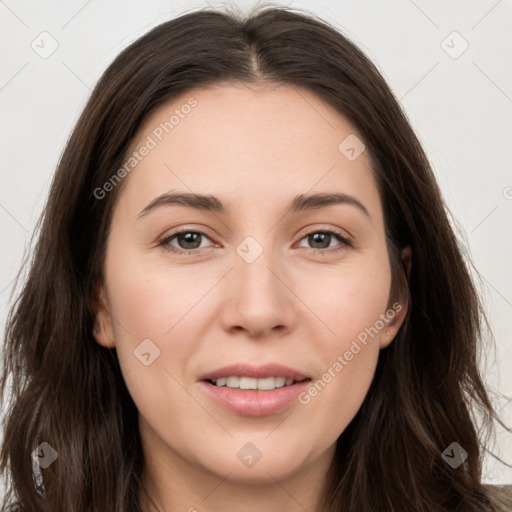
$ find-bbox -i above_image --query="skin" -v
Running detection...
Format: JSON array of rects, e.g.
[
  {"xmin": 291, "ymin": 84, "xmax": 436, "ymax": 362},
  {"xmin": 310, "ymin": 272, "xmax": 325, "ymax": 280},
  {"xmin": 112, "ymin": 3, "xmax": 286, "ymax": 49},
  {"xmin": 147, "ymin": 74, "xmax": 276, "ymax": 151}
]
[{"xmin": 94, "ymin": 82, "xmax": 411, "ymax": 512}]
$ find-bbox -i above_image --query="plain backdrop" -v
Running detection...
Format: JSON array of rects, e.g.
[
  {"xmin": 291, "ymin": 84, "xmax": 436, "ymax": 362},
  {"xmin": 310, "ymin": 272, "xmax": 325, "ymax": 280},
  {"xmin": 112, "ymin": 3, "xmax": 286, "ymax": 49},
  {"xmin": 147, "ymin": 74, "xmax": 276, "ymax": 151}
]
[{"xmin": 0, "ymin": 0, "xmax": 511, "ymax": 485}]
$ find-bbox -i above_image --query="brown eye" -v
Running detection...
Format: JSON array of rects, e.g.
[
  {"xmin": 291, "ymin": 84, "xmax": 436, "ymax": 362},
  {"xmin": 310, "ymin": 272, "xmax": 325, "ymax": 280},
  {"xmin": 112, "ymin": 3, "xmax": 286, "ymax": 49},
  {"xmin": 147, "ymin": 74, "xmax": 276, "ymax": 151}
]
[
  {"xmin": 297, "ymin": 230, "xmax": 351, "ymax": 253},
  {"xmin": 173, "ymin": 232, "xmax": 203, "ymax": 250},
  {"xmin": 160, "ymin": 230, "xmax": 214, "ymax": 254},
  {"xmin": 307, "ymin": 232, "xmax": 333, "ymax": 249}
]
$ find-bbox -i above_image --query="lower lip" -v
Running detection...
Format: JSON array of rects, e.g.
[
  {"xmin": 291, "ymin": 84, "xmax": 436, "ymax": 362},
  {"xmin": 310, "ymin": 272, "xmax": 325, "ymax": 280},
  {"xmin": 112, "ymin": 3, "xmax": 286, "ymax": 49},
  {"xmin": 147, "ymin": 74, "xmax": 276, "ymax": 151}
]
[{"xmin": 199, "ymin": 380, "xmax": 311, "ymax": 416}]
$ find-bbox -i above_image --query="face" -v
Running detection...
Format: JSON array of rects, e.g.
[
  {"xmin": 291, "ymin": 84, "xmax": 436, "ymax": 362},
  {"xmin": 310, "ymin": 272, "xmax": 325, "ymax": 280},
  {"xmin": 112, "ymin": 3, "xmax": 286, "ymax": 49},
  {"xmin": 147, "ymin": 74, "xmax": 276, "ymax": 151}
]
[{"xmin": 94, "ymin": 82, "xmax": 408, "ymax": 488}]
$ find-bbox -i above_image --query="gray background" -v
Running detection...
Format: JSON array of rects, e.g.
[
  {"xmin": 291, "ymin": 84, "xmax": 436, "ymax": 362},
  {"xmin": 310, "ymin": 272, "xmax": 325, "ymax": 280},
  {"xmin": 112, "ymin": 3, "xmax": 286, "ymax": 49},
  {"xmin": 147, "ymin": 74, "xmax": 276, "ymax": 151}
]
[{"xmin": 1, "ymin": 0, "xmax": 511, "ymax": 484}]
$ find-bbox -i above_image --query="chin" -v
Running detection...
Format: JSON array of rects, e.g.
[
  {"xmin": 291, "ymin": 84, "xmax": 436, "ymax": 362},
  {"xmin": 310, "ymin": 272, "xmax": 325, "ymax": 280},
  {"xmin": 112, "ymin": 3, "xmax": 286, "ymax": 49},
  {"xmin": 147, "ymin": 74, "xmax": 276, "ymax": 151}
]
[{"xmin": 195, "ymin": 443, "xmax": 314, "ymax": 484}]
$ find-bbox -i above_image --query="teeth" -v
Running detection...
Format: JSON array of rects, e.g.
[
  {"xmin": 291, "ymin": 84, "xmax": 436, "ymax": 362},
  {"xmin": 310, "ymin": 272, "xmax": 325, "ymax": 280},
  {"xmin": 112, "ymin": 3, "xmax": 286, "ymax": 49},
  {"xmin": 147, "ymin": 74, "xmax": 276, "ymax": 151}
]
[
  {"xmin": 257, "ymin": 377, "xmax": 276, "ymax": 390},
  {"xmin": 275, "ymin": 377, "xmax": 286, "ymax": 387},
  {"xmin": 212, "ymin": 376, "xmax": 298, "ymax": 390},
  {"xmin": 240, "ymin": 377, "xmax": 258, "ymax": 390},
  {"xmin": 226, "ymin": 376, "xmax": 239, "ymax": 388}
]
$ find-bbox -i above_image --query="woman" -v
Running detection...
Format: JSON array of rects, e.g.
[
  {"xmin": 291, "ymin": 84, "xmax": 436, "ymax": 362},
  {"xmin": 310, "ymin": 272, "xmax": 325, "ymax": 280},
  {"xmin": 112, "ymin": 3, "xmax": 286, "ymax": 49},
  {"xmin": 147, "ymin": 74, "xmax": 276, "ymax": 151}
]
[{"xmin": 1, "ymin": 5, "xmax": 510, "ymax": 511}]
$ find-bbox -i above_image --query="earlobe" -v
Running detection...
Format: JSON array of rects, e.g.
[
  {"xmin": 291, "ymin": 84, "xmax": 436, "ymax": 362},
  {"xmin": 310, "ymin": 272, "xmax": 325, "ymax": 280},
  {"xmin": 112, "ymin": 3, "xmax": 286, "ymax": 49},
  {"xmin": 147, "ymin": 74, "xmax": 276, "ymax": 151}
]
[
  {"xmin": 379, "ymin": 300, "xmax": 408, "ymax": 349},
  {"xmin": 92, "ymin": 285, "xmax": 116, "ymax": 348}
]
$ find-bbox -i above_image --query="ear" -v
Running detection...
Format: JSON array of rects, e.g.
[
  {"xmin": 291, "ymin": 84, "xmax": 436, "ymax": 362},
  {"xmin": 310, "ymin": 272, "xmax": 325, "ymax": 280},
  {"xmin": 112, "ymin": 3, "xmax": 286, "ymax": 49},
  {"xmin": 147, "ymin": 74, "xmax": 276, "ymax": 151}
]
[
  {"xmin": 92, "ymin": 284, "xmax": 116, "ymax": 348},
  {"xmin": 380, "ymin": 245, "xmax": 412, "ymax": 349}
]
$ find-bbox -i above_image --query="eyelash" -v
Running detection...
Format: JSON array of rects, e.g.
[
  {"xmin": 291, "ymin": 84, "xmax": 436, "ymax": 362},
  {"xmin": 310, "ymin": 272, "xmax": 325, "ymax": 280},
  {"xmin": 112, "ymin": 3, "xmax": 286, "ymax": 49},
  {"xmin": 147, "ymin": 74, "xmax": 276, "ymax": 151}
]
[{"xmin": 158, "ymin": 228, "xmax": 353, "ymax": 256}]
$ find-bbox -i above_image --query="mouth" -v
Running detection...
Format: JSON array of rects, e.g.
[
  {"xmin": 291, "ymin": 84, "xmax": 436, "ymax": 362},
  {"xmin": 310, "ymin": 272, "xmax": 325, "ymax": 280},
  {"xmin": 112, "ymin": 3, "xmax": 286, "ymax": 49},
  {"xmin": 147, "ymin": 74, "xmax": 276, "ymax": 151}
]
[
  {"xmin": 205, "ymin": 376, "xmax": 309, "ymax": 390},
  {"xmin": 198, "ymin": 364, "xmax": 312, "ymax": 416}
]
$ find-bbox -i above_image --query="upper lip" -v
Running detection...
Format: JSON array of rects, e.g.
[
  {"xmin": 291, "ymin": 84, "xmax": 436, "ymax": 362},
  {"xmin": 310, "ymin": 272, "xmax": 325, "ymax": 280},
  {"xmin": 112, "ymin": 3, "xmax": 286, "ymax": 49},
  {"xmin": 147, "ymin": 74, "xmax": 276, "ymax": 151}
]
[{"xmin": 199, "ymin": 363, "xmax": 311, "ymax": 382}]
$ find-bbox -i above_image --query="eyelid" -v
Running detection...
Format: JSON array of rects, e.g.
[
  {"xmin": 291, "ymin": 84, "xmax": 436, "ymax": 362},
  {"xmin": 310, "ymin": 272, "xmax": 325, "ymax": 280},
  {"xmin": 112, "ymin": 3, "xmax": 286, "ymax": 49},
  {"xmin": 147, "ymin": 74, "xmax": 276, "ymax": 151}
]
[
  {"xmin": 293, "ymin": 227, "xmax": 353, "ymax": 253},
  {"xmin": 295, "ymin": 224, "xmax": 353, "ymax": 242},
  {"xmin": 158, "ymin": 224, "xmax": 353, "ymax": 255},
  {"xmin": 158, "ymin": 226, "xmax": 218, "ymax": 252},
  {"xmin": 158, "ymin": 225, "xmax": 216, "ymax": 241}
]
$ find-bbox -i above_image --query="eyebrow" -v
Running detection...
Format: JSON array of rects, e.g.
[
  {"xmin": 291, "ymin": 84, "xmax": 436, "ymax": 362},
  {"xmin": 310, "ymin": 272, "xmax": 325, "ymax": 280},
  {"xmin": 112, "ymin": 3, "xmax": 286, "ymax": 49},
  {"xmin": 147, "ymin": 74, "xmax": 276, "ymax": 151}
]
[{"xmin": 137, "ymin": 191, "xmax": 370, "ymax": 219}]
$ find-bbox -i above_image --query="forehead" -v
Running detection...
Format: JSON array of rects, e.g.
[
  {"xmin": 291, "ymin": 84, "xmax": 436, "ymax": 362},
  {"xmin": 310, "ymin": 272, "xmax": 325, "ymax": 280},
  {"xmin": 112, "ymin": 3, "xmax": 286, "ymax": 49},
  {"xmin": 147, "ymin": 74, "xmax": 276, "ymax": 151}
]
[{"xmin": 117, "ymin": 82, "xmax": 382, "ymax": 221}]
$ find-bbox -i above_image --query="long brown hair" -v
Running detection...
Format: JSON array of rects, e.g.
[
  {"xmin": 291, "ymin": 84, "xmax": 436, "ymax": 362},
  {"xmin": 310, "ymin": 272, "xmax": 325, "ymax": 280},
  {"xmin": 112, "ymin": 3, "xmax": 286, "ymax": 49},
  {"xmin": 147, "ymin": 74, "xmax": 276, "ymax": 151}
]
[{"xmin": 1, "ymin": 5, "xmax": 510, "ymax": 511}]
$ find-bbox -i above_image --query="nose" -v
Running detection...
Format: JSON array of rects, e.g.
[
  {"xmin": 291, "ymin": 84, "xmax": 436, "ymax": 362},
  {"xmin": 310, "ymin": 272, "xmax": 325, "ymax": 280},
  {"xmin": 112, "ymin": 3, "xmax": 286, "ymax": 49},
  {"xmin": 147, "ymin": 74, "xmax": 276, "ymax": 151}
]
[{"xmin": 219, "ymin": 245, "xmax": 298, "ymax": 339}]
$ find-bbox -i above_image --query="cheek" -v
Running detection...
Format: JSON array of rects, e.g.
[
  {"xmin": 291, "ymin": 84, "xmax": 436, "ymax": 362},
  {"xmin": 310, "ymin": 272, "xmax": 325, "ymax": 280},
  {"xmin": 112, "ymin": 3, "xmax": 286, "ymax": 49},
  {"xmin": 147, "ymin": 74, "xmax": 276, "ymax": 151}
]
[
  {"xmin": 306, "ymin": 253, "xmax": 392, "ymax": 346},
  {"xmin": 296, "ymin": 316, "xmax": 383, "ymax": 447},
  {"xmin": 104, "ymin": 248, "xmax": 217, "ymax": 340},
  {"xmin": 298, "ymin": 255, "xmax": 391, "ymax": 424},
  {"xmin": 102, "ymin": 249, "xmax": 206, "ymax": 404},
  {"xmin": 102, "ymin": 248, "xmax": 233, "ymax": 406}
]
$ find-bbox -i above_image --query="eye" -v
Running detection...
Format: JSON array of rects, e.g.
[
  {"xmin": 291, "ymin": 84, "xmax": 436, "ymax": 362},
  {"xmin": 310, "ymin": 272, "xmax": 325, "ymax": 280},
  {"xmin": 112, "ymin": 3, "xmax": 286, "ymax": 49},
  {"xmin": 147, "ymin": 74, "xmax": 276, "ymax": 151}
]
[
  {"xmin": 159, "ymin": 228, "xmax": 352, "ymax": 256},
  {"xmin": 159, "ymin": 230, "xmax": 215, "ymax": 255},
  {"xmin": 296, "ymin": 230, "xmax": 352, "ymax": 254}
]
